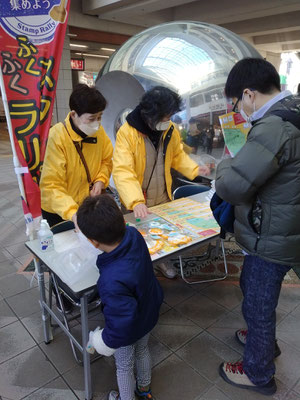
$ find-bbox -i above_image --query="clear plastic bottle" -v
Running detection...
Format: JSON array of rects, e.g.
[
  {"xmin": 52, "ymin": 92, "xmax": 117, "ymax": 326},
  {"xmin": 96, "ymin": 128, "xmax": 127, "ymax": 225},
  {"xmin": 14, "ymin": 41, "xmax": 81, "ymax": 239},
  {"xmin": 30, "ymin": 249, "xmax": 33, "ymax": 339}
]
[{"xmin": 38, "ymin": 219, "xmax": 54, "ymax": 252}]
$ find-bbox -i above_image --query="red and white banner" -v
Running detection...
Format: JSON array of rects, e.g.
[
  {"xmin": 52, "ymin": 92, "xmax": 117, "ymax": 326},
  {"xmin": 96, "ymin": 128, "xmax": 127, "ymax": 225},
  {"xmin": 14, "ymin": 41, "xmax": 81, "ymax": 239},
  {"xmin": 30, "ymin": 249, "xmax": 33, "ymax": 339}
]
[{"xmin": 0, "ymin": 0, "xmax": 70, "ymax": 232}]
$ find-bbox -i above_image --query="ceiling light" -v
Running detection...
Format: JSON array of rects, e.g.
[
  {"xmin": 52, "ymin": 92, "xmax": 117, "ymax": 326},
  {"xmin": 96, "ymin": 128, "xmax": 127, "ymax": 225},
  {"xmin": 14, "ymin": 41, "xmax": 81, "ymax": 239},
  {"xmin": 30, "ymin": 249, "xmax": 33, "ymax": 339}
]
[
  {"xmin": 70, "ymin": 44, "xmax": 87, "ymax": 48},
  {"xmin": 82, "ymin": 53, "xmax": 109, "ymax": 58},
  {"xmin": 100, "ymin": 47, "xmax": 116, "ymax": 52}
]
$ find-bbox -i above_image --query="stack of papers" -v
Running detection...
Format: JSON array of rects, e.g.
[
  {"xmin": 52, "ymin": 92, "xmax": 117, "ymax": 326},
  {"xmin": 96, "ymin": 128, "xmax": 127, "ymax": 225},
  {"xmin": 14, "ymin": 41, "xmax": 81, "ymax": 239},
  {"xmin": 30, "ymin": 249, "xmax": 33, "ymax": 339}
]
[{"xmin": 52, "ymin": 230, "xmax": 101, "ymax": 286}]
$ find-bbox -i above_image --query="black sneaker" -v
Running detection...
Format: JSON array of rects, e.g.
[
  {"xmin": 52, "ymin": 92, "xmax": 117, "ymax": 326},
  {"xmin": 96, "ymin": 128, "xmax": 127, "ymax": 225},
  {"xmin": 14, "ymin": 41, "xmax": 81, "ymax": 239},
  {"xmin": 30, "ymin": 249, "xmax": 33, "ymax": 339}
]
[
  {"xmin": 135, "ymin": 384, "xmax": 153, "ymax": 399},
  {"xmin": 235, "ymin": 329, "xmax": 281, "ymax": 358}
]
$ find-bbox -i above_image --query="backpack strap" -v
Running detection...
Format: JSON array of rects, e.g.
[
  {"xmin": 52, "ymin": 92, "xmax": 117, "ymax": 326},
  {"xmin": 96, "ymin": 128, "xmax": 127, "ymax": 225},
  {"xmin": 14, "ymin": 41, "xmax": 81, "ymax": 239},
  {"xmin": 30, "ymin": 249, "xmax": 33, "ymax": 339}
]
[
  {"xmin": 270, "ymin": 109, "xmax": 300, "ymax": 130},
  {"xmin": 63, "ymin": 122, "xmax": 93, "ymax": 189},
  {"xmin": 269, "ymin": 96, "xmax": 300, "ymax": 130}
]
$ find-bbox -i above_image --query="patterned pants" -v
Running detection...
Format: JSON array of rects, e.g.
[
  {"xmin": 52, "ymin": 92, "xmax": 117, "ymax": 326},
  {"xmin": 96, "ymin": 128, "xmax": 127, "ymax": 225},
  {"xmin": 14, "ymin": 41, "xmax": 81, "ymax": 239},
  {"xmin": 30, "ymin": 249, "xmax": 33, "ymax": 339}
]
[
  {"xmin": 241, "ymin": 255, "xmax": 290, "ymax": 385},
  {"xmin": 114, "ymin": 333, "xmax": 151, "ymax": 400}
]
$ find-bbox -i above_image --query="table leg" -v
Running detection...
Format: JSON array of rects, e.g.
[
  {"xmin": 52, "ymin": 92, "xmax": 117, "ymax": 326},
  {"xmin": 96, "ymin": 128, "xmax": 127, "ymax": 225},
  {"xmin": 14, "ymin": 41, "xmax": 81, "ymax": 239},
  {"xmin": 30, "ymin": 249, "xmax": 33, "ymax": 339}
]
[
  {"xmin": 34, "ymin": 257, "xmax": 52, "ymax": 344},
  {"xmin": 81, "ymin": 294, "xmax": 92, "ymax": 400},
  {"xmin": 214, "ymin": 237, "xmax": 221, "ymax": 258}
]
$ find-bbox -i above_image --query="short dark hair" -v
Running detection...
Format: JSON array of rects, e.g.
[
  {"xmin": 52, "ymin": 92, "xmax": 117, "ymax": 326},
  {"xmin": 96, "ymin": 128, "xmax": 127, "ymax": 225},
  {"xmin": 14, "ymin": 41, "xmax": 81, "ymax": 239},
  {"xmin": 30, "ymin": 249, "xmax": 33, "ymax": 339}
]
[
  {"xmin": 225, "ymin": 58, "xmax": 281, "ymax": 99},
  {"xmin": 140, "ymin": 86, "xmax": 182, "ymax": 128},
  {"xmin": 69, "ymin": 84, "xmax": 107, "ymax": 116},
  {"xmin": 77, "ymin": 194, "xmax": 125, "ymax": 245}
]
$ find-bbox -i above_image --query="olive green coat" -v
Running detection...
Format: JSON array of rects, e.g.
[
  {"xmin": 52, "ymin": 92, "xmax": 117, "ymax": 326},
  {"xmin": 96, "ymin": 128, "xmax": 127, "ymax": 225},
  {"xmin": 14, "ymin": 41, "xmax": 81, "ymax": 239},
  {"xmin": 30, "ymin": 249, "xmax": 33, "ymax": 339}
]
[{"xmin": 216, "ymin": 96, "xmax": 300, "ymax": 267}]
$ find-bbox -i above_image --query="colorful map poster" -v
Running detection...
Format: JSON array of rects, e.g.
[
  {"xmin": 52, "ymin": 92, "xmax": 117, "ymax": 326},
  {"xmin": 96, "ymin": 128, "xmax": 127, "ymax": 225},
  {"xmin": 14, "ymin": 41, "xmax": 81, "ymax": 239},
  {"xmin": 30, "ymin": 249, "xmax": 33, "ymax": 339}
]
[
  {"xmin": 126, "ymin": 198, "xmax": 220, "ymax": 260},
  {"xmin": 151, "ymin": 197, "xmax": 219, "ymax": 236},
  {"xmin": 133, "ymin": 215, "xmax": 197, "ymax": 260},
  {"xmin": 219, "ymin": 112, "xmax": 251, "ymax": 156}
]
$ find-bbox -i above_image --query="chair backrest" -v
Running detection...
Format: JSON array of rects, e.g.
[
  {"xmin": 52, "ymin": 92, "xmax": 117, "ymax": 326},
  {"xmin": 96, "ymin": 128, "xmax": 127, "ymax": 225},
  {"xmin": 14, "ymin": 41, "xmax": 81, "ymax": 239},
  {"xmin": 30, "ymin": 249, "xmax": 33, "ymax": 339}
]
[
  {"xmin": 173, "ymin": 184, "xmax": 210, "ymax": 200},
  {"xmin": 51, "ymin": 220, "xmax": 75, "ymax": 235}
]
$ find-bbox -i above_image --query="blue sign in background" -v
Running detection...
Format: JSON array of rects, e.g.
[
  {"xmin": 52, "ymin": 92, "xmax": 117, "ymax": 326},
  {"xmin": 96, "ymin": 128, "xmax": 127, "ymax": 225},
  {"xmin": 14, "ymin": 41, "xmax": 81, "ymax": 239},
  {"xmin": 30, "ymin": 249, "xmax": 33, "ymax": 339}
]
[
  {"xmin": 0, "ymin": 0, "xmax": 67, "ymax": 44},
  {"xmin": 0, "ymin": 0, "xmax": 61, "ymax": 18}
]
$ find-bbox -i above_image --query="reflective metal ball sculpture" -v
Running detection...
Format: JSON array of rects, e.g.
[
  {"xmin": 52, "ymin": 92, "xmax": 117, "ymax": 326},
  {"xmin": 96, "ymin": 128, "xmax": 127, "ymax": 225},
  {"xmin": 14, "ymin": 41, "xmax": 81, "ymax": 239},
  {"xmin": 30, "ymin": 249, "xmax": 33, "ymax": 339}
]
[{"xmin": 97, "ymin": 21, "xmax": 261, "ymax": 161}]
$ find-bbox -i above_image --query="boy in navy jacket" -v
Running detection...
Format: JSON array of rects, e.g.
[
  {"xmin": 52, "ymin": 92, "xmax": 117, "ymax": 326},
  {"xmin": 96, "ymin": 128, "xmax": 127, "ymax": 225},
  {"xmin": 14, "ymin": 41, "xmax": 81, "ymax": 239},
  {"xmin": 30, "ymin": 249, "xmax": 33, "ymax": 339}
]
[{"xmin": 77, "ymin": 194, "xmax": 164, "ymax": 400}]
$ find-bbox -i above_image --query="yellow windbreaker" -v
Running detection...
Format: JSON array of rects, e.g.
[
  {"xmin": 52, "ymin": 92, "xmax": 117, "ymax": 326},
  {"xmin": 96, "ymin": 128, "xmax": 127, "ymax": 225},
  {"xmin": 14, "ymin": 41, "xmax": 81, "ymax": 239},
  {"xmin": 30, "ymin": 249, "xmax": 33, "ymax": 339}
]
[
  {"xmin": 40, "ymin": 114, "xmax": 113, "ymax": 220},
  {"xmin": 112, "ymin": 122, "xmax": 199, "ymax": 210}
]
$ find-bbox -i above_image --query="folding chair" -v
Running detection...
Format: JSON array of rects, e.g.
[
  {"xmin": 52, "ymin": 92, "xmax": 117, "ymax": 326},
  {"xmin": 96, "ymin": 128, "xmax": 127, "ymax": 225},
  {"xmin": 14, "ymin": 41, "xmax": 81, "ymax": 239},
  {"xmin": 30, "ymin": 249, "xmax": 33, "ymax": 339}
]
[
  {"xmin": 48, "ymin": 220, "xmax": 101, "ymax": 364},
  {"xmin": 172, "ymin": 183, "xmax": 210, "ymax": 199},
  {"xmin": 172, "ymin": 184, "xmax": 228, "ymax": 285}
]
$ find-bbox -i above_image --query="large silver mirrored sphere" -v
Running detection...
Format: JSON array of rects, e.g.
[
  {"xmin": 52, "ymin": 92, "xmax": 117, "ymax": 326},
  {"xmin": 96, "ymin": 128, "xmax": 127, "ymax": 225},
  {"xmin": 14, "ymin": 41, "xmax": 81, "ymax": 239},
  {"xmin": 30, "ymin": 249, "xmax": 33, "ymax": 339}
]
[{"xmin": 99, "ymin": 21, "xmax": 261, "ymax": 162}]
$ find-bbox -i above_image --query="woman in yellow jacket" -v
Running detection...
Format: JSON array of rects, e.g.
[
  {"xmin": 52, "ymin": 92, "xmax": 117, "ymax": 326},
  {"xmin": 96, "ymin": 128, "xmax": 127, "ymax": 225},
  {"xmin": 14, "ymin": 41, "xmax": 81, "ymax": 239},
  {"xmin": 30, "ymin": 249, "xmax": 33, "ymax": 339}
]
[
  {"xmin": 113, "ymin": 86, "xmax": 209, "ymax": 278},
  {"xmin": 40, "ymin": 84, "xmax": 113, "ymax": 229}
]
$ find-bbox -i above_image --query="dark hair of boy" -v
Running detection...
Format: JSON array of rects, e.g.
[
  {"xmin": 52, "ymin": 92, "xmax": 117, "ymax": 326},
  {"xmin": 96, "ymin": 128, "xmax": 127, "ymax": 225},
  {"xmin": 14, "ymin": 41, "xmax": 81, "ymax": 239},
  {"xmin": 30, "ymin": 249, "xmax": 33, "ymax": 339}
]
[
  {"xmin": 69, "ymin": 84, "xmax": 107, "ymax": 116},
  {"xmin": 225, "ymin": 58, "xmax": 281, "ymax": 99},
  {"xmin": 140, "ymin": 86, "xmax": 182, "ymax": 128},
  {"xmin": 77, "ymin": 194, "xmax": 126, "ymax": 245}
]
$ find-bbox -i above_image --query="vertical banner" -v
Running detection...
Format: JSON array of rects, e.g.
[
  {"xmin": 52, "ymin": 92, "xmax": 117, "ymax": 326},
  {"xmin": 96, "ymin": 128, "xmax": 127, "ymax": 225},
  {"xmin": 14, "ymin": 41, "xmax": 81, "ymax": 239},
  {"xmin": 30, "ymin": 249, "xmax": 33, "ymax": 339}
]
[{"xmin": 0, "ymin": 0, "xmax": 70, "ymax": 233}]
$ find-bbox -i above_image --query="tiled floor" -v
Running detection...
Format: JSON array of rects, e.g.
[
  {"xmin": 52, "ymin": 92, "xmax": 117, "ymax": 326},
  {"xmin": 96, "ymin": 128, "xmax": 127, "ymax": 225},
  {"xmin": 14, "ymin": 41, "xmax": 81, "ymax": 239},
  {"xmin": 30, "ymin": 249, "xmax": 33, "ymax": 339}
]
[{"xmin": 1, "ymin": 129, "xmax": 300, "ymax": 400}]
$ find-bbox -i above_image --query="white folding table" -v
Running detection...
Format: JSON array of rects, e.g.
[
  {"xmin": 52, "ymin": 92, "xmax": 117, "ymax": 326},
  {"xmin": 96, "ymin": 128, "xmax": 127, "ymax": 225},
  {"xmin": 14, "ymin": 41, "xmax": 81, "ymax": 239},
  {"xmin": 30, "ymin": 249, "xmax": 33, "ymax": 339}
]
[{"xmin": 25, "ymin": 192, "xmax": 223, "ymax": 400}]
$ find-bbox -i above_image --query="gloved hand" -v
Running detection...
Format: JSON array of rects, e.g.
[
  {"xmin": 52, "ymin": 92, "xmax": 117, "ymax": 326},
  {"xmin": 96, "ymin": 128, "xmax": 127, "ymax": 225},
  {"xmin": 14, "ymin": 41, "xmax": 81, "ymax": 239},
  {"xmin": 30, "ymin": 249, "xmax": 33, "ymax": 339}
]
[
  {"xmin": 85, "ymin": 326, "xmax": 116, "ymax": 356},
  {"xmin": 86, "ymin": 326, "xmax": 100, "ymax": 354}
]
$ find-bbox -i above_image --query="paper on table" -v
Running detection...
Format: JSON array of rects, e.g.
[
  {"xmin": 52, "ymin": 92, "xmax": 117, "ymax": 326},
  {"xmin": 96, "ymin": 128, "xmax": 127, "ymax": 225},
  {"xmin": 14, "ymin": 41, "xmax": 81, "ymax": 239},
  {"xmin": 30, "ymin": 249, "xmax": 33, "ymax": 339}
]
[
  {"xmin": 52, "ymin": 247, "xmax": 99, "ymax": 286},
  {"xmin": 53, "ymin": 230, "xmax": 81, "ymax": 253},
  {"xmin": 77, "ymin": 230, "xmax": 102, "ymax": 256},
  {"xmin": 52, "ymin": 230, "xmax": 101, "ymax": 286}
]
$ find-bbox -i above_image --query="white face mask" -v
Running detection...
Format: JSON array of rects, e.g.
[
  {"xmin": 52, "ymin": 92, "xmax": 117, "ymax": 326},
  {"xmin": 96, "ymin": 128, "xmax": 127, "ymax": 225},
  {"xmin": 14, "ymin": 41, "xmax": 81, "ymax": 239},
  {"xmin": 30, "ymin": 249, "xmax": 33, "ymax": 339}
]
[
  {"xmin": 240, "ymin": 107, "xmax": 250, "ymax": 123},
  {"xmin": 240, "ymin": 93, "xmax": 256, "ymax": 124},
  {"xmin": 78, "ymin": 120, "xmax": 100, "ymax": 136},
  {"xmin": 155, "ymin": 120, "xmax": 170, "ymax": 131}
]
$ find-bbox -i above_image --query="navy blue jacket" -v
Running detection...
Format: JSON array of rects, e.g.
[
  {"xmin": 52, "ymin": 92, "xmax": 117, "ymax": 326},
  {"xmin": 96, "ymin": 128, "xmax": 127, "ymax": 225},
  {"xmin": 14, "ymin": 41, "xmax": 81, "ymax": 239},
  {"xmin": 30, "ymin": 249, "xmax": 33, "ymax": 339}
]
[{"xmin": 96, "ymin": 226, "xmax": 164, "ymax": 349}]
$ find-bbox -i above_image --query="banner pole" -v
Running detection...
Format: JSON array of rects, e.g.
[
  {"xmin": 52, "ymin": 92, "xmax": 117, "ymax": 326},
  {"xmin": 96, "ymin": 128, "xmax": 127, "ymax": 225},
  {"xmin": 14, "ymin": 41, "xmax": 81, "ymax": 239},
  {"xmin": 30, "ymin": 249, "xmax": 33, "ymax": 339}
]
[
  {"xmin": 0, "ymin": 65, "xmax": 35, "ymax": 238},
  {"xmin": 0, "ymin": 65, "xmax": 26, "ymax": 199}
]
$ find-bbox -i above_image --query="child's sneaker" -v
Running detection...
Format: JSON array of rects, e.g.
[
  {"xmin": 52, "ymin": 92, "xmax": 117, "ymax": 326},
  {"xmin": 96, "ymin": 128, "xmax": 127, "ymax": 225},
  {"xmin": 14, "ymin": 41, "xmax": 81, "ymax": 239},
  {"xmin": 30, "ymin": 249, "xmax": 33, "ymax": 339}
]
[
  {"xmin": 107, "ymin": 390, "xmax": 120, "ymax": 400},
  {"xmin": 135, "ymin": 384, "xmax": 153, "ymax": 399},
  {"xmin": 219, "ymin": 361, "xmax": 277, "ymax": 396},
  {"xmin": 235, "ymin": 329, "xmax": 281, "ymax": 358}
]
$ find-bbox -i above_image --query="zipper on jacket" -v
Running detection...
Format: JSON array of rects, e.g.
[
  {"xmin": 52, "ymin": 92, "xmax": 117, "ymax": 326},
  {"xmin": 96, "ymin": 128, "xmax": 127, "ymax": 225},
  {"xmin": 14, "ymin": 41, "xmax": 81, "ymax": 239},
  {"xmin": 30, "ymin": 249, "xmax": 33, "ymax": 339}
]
[{"xmin": 254, "ymin": 235, "xmax": 260, "ymax": 252}]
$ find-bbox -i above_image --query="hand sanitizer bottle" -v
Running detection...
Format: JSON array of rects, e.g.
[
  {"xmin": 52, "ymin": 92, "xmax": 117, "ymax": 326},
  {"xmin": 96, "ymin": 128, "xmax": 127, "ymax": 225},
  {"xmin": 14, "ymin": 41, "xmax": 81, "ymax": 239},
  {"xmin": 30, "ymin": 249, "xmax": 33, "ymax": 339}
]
[{"xmin": 38, "ymin": 219, "xmax": 54, "ymax": 251}]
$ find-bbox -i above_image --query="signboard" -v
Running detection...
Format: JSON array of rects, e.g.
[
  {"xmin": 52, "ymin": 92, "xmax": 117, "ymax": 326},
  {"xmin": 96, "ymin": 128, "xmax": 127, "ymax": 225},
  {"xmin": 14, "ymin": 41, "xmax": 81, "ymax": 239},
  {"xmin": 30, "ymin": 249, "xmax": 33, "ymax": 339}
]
[
  {"xmin": 0, "ymin": 0, "xmax": 70, "ymax": 231},
  {"xmin": 71, "ymin": 58, "xmax": 84, "ymax": 71}
]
